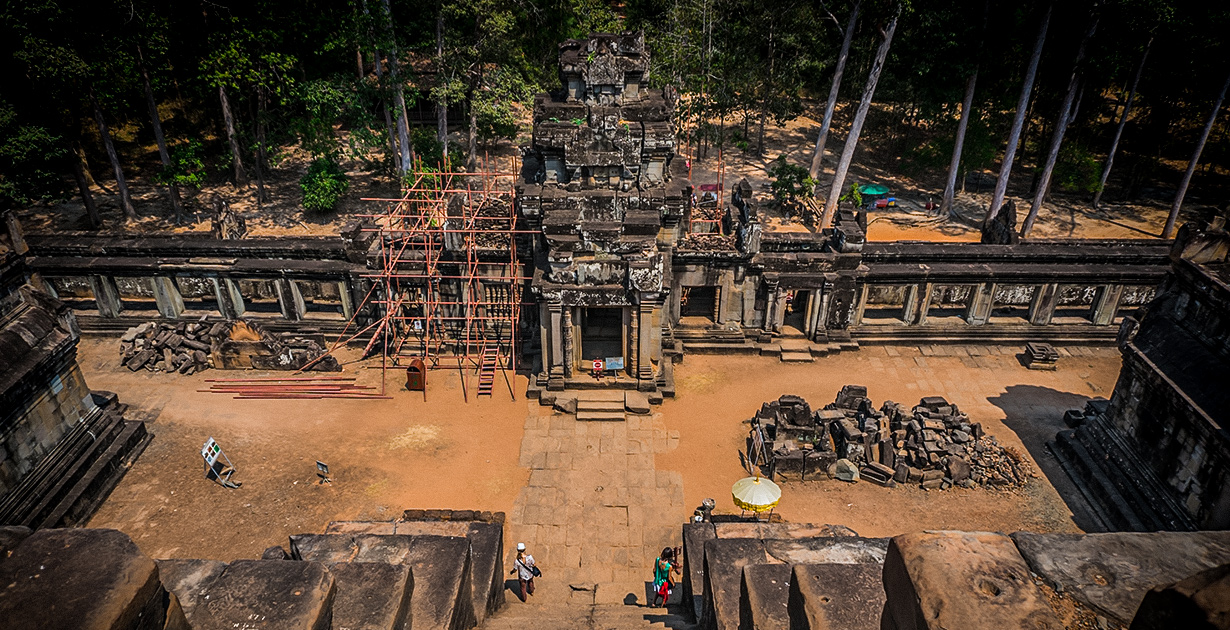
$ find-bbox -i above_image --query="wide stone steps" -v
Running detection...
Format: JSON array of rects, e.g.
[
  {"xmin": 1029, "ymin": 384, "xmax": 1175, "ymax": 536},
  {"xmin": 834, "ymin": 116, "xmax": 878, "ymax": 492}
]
[{"xmin": 478, "ymin": 604, "xmax": 695, "ymax": 630}]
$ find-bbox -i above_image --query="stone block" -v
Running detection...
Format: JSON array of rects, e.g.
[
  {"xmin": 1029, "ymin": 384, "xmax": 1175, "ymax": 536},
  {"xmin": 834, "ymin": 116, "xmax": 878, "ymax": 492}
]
[
  {"xmin": 789, "ymin": 563, "xmax": 885, "ymax": 630},
  {"xmin": 1012, "ymin": 531, "xmax": 1230, "ymax": 623},
  {"xmin": 328, "ymin": 562, "xmax": 412, "ymax": 630},
  {"xmin": 0, "ymin": 525, "xmax": 31, "ymax": 563},
  {"xmin": 1129, "ymin": 563, "xmax": 1230, "ymax": 630},
  {"xmin": 289, "ymin": 533, "xmax": 359, "ymax": 563},
  {"xmin": 464, "ymin": 521, "xmax": 506, "ymax": 622},
  {"xmin": 882, "ymin": 531, "xmax": 1061, "ymax": 630},
  {"xmin": 682, "ymin": 522, "xmax": 716, "ymax": 621},
  {"xmin": 156, "ymin": 559, "xmax": 228, "ymax": 622},
  {"xmin": 402, "ymin": 535, "xmax": 476, "ymax": 630},
  {"xmin": 194, "ymin": 560, "xmax": 334, "ymax": 630},
  {"xmin": 0, "ymin": 528, "xmax": 168, "ymax": 630},
  {"xmin": 743, "ymin": 562, "xmax": 792, "ymax": 630},
  {"xmin": 624, "ymin": 391, "xmax": 652, "ymax": 414},
  {"xmin": 262, "ymin": 546, "xmax": 290, "ymax": 560},
  {"xmin": 762, "ymin": 537, "xmax": 888, "ymax": 566},
  {"xmin": 702, "ymin": 537, "xmax": 767, "ymax": 630}
]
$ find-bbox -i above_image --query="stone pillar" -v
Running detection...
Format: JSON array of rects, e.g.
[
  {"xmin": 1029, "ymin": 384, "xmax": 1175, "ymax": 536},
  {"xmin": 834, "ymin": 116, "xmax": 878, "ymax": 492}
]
[
  {"xmin": 762, "ymin": 281, "xmax": 782, "ymax": 333},
  {"xmin": 966, "ymin": 282, "xmax": 994, "ymax": 326},
  {"xmin": 151, "ymin": 276, "xmax": 185, "ymax": 319},
  {"xmin": 1091, "ymin": 285, "xmax": 1124, "ymax": 326},
  {"xmin": 275, "ymin": 278, "xmax": 306, "ymax": 321},
  {"xmin": 88, "ymin": 275, "xmax": 123, "ymax": 318},
  {"xmin": 561, "ymin": 306, "xmax": 574, "ymax": 378},
  {"xmin": 852, "ymin": 284, "xmax": 869, "ymax": 326},
  {"xmin": 638, "ymin": 299, "xmax": 655, "ymax": 390},
  {"xmin": 816, "ymin": 290, "xmax": 834, "ymax": 340},
  {"xmin": 902, "ymin": 284, "xmax": 930, "ymax": 325},
  {"xmin": 547, "ymin": 303, "xmax": 564, "ymax": 390},
  {"xmin": 1029, "ymin": 283, "xmax": 1060, "ymax": 326},
  {"xmin": 338, "ymin": 281, "xmax": 354, "ymax": 320},
  {"xmin": 213, "ymin": 278, "xmax": 246, "ymax": 319}
]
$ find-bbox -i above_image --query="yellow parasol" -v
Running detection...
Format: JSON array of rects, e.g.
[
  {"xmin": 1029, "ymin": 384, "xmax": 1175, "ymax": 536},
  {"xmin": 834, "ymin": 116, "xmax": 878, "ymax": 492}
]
[{"xmin": 731, "ymin": 476, "xmax": 781, "ymax": 512}]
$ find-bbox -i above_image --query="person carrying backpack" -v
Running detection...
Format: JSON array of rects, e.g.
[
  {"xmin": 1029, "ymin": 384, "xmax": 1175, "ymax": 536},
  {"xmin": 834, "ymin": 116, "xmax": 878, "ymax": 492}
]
[
  {"xmin": 510, "ymin": 542, "xmax": 539, "ymax": 602},
  {"xmin": 652, "ymin": 547, "xmax": 680, "ymax": 607}
]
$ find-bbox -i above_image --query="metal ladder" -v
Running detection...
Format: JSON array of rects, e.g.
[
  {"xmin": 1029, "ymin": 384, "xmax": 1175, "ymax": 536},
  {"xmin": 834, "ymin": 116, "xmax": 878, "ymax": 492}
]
[{"xmin": 477, "ymin": 346, "xmax": 498, "ymax": 397}]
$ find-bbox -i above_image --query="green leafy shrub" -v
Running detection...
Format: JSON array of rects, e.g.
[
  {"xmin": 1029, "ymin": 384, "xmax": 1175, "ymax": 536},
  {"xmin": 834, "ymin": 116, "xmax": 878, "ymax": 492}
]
[
  {"xmin": 300, "ymin": 158, "xmax": 349, "ymax": 212},
  {"xmin": 838, "ymin": 182, "xmax": 863, "ymax": 207},
  {"xmin": 767, "ymin": 155, "xmax": 818, "ymax": 204},
  {"xmin": 155, "ymin": 140, "xmax": 207, "ymax": 190},
  {"xmin": 1054, "ymin": 142, "xmax": 1101, "ymax": 194}
]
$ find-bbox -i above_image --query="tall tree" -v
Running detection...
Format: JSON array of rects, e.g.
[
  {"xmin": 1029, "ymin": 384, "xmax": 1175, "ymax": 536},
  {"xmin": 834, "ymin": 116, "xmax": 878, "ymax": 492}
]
[
  {"xmin": 939, "ymin": 0, "xmax": 989, "ymax": 217},
  {"xmin": 985, "ymin": 2, "xmax": 1052, "ymax": 225},
  {"xmin": 1092, "ymin": 37, "xmax": 1151, "ymax": 209},
  {"xmin": 90, "ymin": 88, "xmax": 138, "ymax": 221},
  {"xmin": 821, "ymin": 2, "xmax": 902, "ymax": 228},
  {"xmin": 218, "ymin": 84, "xmax": 248, "ymax": 188},
  {"xmin": 378, "ymin": 0, "xmax": 413, "ymax": 176},
  {"xmin": 436, "ymin": 14, "xmax": 449, "ymax": 163},
  {"xmin": 137, "ymin": 46, "xmax": 184, "ymax": 223},
  {"xmin": 1163, "ymin": 69, "xmax": 1230, "ymax": 239},
  {"xmin": 809, "ymin": 1, "xmax": 860, "ymax": 180},
  {"xmin": 1020, "ymin": 2, "xmax": 1101, "ymax": 237}
]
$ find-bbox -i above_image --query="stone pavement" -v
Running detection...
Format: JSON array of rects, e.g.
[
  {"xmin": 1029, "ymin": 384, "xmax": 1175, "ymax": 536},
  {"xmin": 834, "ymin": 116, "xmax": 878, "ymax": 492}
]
[{"xmin": 506, "ymin": 406, "xmax": 686, "ymax": 607}]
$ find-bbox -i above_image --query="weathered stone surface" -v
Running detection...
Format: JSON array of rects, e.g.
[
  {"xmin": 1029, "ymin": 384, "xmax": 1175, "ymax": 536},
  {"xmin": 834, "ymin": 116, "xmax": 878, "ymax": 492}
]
[
  {"xmin": 789, "ymin": 563, "xmax": 885, "ymax": 630},
  {"xmin": 1129, "ymin": 563, "xmax": 1230, "ymax": 630},
  {"xmin": 156, "ymin": 558, "xmax": 227, "ymax": 622},
  {"xmin": 624, "ymin": 390, "xmax": 651, "ymax": 414},
  {"xmin": 195, "ymin": 559, "xmax": 334, "ymax": 630},
  {"xmin": 290, "ymin": 533, "xmax": 359, "ymax": 563},
  {"xmin": 702, "ymin": 537, "xmax": 767, "ymax": 630},
  {"xmin": 328, "ymin": 562, "xmax": 412, "ymax": 630},
  {"xmin": 325, "ymin": 520, "xmax": 397, "ymax": 535},
  {"xmin": 743, "ymin": 562, "xmax": 792, "ymax": 630},
  {"xmin": 402, "ymin": 535, "xmax": 475, "ymax": 630},
  {"xmin": 834, "ymin": 459, "xmax": 859, "ymax": 482},
  {"xmin": 882, "ymin": 531, "xmax": 1061, "ymax": 630},
  {"xmin": 0, "ymin": 525, "xmax": 31, "ymax": 563},
  {"xmin": 0, "ymin": 528, "xmax": 168, "ymax": 630},
  {"xmin": 683, "ymin": 522, "xmax": 716, "ymax": 621},
  {"xmin": 463, "ymin": 521, "xmax": 506, "ymax": 623},
  {"xmin": 762, "ymin": 537, "xmax": 888, "ymax": 566},
  {"xmin": 1013, "ymin": 531, "xmax": 1230, "ymax": 623},
  {"xmin": 552, "ymin": 395, "xmax": 577, "ymax": 414}
]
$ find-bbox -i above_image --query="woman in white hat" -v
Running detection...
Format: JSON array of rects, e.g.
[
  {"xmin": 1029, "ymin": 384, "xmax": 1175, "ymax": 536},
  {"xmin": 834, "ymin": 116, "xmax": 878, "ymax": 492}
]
[{"xmin": 510, "ymin": 542, "xmax": 538, "ymax": 601}]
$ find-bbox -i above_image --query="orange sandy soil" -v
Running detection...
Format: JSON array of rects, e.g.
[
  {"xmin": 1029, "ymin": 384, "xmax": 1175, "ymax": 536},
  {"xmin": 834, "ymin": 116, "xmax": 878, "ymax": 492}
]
[
  {"xmin": 86, "ymin": 333, "xmax": 1117, "ymax": 562},
  {"xmin": 84, "ymin": 336, "xmax": 531, "ymax": 561},
  {"xmin": 657, "ymin": 345, "xmax": 1122, "ymax": 538}
]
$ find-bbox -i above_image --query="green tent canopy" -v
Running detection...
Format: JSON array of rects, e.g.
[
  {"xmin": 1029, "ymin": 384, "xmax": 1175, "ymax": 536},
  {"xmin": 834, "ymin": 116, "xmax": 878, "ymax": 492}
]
[{"xmin": 858, "ymin": 184, "xmax": 890, "ymax": 196}]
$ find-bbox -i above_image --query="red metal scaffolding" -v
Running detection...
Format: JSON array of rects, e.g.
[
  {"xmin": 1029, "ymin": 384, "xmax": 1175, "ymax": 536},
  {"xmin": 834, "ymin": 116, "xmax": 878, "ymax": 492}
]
[{"xmin": 330, "ymin": 158, "xmax": 536, "ymax": 401}]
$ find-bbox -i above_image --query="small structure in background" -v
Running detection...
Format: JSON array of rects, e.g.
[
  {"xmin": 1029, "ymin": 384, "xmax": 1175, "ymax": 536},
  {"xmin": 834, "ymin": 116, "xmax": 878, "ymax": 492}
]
[
  {"xmin": 316, "ymin": 461, "xmax": 330, "ymax": 484},
  {"xmin": 201, "ymin": 437, "xmax": 240, "ymax": 488},
  {"xmin": 1024, "ymin": 342, "xmax": 1060, "ymax": 370},
  {"xmin": 405, "ymin": 358, "xmax": 426, "ymax": 391}
]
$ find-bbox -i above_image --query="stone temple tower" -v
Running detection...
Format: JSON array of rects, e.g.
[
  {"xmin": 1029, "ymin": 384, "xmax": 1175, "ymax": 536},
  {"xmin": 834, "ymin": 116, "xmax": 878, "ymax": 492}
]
[{"xmin": 519, "ymin": 32, "xmax": 688, "ymax": 396}]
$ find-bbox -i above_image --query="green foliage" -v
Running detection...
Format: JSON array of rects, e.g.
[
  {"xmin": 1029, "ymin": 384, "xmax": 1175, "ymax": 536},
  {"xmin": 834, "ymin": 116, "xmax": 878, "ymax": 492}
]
[
  {"xmin": 300, "ymin": 158, "xmax": 349, "ymax": 212},
  {"xmin": 767, "ymin": 156, "xmax": 818, "ymax": 203},
  {"xmin": 154, "ymin": 140, "xmax": 207, "ymax": 190},
  {"xmin": 839, "ymin": 183, "xmax": 863, "ymax": 208},
  {"xmin": 410, "ymin": 128, "xmax": 453, "ymax": 170},
  {"xmin": 1053, "ymin": 143, "xmax": 1102, "ymax": 194},
  {"xmin": 0, "ymin": 103, "xmax": 71, "ymax": 209},
  {"xmin": 295, "ymin": 79, "xmax": 348, "ymax": 159}
]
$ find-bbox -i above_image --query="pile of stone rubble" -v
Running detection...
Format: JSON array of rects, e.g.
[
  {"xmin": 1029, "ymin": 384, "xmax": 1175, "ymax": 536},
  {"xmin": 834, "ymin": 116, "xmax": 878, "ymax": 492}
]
[
  {"xmin": 119, "ymin": 320, "xmax": 216, "ymax": 374},
  {"xmin": 747, "ymin": 386, "xmax": 1034, "ymax": 490}
]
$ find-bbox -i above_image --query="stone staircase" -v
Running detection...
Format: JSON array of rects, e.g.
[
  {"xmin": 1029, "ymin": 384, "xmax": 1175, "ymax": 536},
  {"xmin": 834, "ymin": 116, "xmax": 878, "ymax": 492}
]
[
  {"xmin": 479, "ymin": 602, "xmax": 695, "ymax": 630},
  {"xmin": 0, "ymin": 391, "xmax": 150, "ymax": 529},
  {"xmin": 1051, "ymin": 411, "xmax": 1197, "ymax": 532},
  {"xmin": 577, "ymin": 390, "xmax": 627, "ymax": 421}
]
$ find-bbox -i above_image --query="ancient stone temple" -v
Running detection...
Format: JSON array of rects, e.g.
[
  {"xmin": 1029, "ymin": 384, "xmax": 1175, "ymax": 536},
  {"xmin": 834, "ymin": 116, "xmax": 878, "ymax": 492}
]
[{"xmin": 519, "ymin": 32, "xmax": 868, "ymax": 398}]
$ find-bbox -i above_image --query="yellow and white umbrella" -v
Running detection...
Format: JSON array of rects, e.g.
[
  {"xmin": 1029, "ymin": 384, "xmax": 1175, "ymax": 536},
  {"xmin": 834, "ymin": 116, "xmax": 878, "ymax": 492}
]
[{"xmin": 731, "ymin": 476, "xmax": 781, "ymax": 513}]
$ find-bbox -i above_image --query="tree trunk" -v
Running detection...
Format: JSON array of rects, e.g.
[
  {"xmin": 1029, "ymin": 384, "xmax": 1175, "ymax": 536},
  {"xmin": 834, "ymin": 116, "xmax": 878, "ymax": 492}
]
[
  {"xmin": 810, "ymin": 1, "xmax": 860, "ymax": 180},
  {"xmin": 379, "ymin": 0, "xmax": 413, "ymax": 175},
  {"xmin": 986, "ymin": 2, "xmax": 1052, "ymax": 224},
  {"xmin": 138, "ymin": 47, "xmax": 184, "ymax": 223},
  {"xmin": 218, "ymin": 84, "xmax": 248, "ymax": 188},
  {"xmin": 372, "ymin": 50, "xmax": 401, "ymax": 172},
  {"xmin": 941, "ymin": 72, "xmax": 979, "ymax": 217},
  {"xmin": 1093, "ymin": 37, "xmax": 1151, "ymax": 209},
  {"xmin": 1021, "ymin": 6, "xmax": 1099, "ymax": 237},
  {"xmin": 356, "ymin": 48, "xmax": 365, "ymax": 81},
  {"xmin": 1163, "ymin": 69, "xmax": 1230, "ymax": 239},
  {"xmin": 254, "ymin": 85, "xmax": 269, "ymax": 207},
  {"xmin": 91, "ymin": 89, "xmax": 137, "ymax": 221},
  {"xmin": 70, "ymin": 144, "xmax": 101, "ymax": 229},
  {"xmin": 821, "ymin": 3, "xmax": 902, "ymax": 228},
  {"xmin": 467, "ymin": 93, "xmax": 478, "ymax": 171},
  {"xmin": 436, "ymin": 14, "xmax": 448, "ymax": 164},
  {"xmin": 758, "ymin": 25, "xmax": 775, "ymax": 156}
]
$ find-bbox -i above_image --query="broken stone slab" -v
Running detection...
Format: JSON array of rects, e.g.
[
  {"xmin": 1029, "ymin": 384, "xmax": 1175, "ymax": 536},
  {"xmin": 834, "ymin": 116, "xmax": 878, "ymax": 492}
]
[
  {"xmin": 328, "ymin": 562, "xmax": 413, "ymax": 630},
  {"xmin": 194, "ymin": 560, "xmax": 334, "ymax": 630},
  {"xmin": 1011, "ymin": 531, "xmax": 1230, "ymax": 624},
  {"xmin": 0, "ymin": 528, "xmax": 173, "ymax": 630},
  {"xmin": 289, "ymin": 533, "xmax": 359, "ymax": 564},
  {"xmin": 1129, "ymin": 563, "xmax": 1230, "ymax": 630},
  {"xmin": 402, "ymin": 535, "xmax": 476, "ymax": 630},
  {"xmin": 624, "ymin": 390, "xmax": 652, "ymax": 414},
  {"xmin": 261, "ymin": 546, "xmax": 290, "ymax": 560},
  {"xmin": 703, "ymin": 537, "xmax": 769, "ymax": 630},
  {"xmin": 683, "ymin": 522, "xmax": 717, "ymax": 621},
  {"xmin": 157, "ymin": 559, "xmax": 228, "ymax": 622},
  {"xmin": 762, "ymin": 537, "xmax": 888, "ymax": 567},
  {"xmin": 553, "ymin": 395, "xmax": 577, "ymax": 414},
  {"xmin": 789, "ymin": 562, "xmax": 886, "ymax": 630},
  {"xmin": 882, "ymin": 531, "xmax": 1061, "ymax": 630},
  {"xmin": 462, "ymin": 521, "xmax": 506, "ymax": 622},
  {"xmin": 743, "ymin": 562, "xmax": 792, "ymax": 630},
  {"xmin": 834, "ymin": 459, "xmax": 859, "ymax": 482}
]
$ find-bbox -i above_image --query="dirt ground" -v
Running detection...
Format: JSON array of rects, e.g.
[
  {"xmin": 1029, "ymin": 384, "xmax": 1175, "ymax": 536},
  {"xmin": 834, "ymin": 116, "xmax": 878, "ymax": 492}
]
[{"xmin": 86, "ymin": 334, "xmax": 1118, "ymax": 562}]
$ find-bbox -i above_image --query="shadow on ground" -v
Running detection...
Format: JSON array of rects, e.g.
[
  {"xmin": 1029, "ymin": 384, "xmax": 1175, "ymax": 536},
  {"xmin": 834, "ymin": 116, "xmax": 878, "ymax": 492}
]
[{"xmin": 987, "ymin": 384, "xmax": 1106, "ymax": 533}]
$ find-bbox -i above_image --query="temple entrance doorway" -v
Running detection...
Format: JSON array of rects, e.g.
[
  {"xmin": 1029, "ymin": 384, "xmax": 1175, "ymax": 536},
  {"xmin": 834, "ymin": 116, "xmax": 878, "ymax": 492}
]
[{"xmin": 579, "ymin": 307, "xmax": 625, "ymax": 368}]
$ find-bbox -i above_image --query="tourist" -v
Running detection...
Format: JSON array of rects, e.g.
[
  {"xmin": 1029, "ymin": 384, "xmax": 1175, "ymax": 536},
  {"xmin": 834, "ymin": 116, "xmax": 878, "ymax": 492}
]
[
  {"xmin": 510, "ymin": 542, "xmax": 538, "ymax": 602},
  {"xmin": 651, "ymin": 547, "xmax": 680, "ymax": 607}
]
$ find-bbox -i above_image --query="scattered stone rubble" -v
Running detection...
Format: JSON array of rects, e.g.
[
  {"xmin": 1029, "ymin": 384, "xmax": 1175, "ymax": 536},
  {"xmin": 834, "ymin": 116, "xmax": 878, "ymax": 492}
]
[
  {"xmin": 119, "ymin": 318, "xmax": 341, "ymax": 374},
  {"xmin": 119, "ymin": 319, "xmax": 214, "ymax": 374},
  {"xmin": 747, "ymin": 386, "xmax": 1035, "ymax": 490}
]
